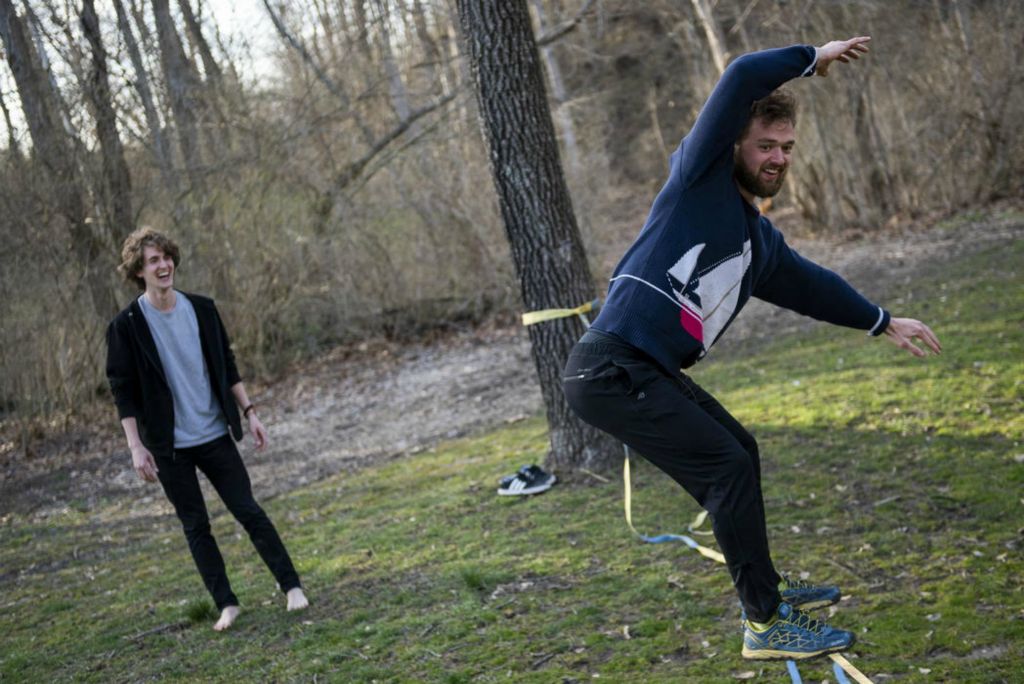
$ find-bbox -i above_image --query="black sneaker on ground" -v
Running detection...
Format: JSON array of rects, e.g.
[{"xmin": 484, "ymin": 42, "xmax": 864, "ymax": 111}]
[{"xmin": 497, "ymin": 465, "xmax": 556, "ymax": 496}]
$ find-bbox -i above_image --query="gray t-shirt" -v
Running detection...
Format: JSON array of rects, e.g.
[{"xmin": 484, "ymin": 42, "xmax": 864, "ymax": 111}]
[{"xmin": 139, "ymin": 292, "xmax": 228, "ymax": 448}]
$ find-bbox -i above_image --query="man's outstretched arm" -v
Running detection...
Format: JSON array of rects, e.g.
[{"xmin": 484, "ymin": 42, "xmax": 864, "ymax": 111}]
[
  {"xmin": 676, "ymin": 36, "xmax": 869, "ymax": 188},
  {"xmin": 676, "ymin": 44, "xmax": 814, "ymax": 187},
  {"xmin": 754, "ymin": 234, "xmax": 941, "ymax": 359}
]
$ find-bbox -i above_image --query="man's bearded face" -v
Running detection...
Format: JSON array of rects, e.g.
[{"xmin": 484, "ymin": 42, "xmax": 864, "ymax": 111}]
[{"xmin": 734, "ymin": 117, "xmax": 795, "ymax": 199}]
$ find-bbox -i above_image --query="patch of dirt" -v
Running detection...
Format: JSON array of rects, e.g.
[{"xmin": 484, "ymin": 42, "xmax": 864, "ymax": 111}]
[{"xmin": 1, "ymin": 206, "xmax": 1021, "ymax": 521}]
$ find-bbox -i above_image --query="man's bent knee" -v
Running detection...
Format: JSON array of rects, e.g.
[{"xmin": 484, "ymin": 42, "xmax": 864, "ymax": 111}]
[
  {"xmin": 230, "ymin": 501, "xmax": 269, "ymax": 529},
  {"xmin": 181, "ymin": 518, "xmax": 212, "ymax": 541}
]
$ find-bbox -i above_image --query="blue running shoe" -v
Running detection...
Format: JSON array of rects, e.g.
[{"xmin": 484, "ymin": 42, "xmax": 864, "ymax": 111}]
[
  {"xmin": 780, "ymin": 573, "xmax": 841, "ymax": 610},
  {"xmin": 742, "ymin": 602, "xmax": 854, "ymax": 660}
]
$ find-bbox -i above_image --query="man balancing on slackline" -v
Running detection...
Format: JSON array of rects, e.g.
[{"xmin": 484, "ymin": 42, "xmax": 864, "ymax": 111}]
[
  {"xmin": 106, "ymin": 228, "xmax": 309, "ymax": 631},
  {"xmin": 562, "ymin": 37, "xmax": 941, "ymax": 660}
]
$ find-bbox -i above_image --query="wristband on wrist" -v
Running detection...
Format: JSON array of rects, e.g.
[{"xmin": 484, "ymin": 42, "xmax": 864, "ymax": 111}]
[{"xmin": 243, "ymin": 404, "xmax": 255, "ymax": 418}]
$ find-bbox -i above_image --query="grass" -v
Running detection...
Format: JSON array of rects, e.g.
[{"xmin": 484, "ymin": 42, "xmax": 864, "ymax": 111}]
[
  {"xmin": 185, "ymin": 599, "xmax": 219, "ymax": 624},
  {"xmin": 1, "ymin": 240, "xmax": 1021, "ymax": 682}
]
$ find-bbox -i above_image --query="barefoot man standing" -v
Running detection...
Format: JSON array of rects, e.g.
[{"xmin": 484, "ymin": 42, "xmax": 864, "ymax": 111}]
[{"xmin": 106, "ymin": 228, "xmax": 309, "ymax": 630}]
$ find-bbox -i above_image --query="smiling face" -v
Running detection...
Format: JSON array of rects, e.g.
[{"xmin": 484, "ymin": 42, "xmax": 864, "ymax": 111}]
[
  {"xmin": 136, "ymin": 244, "xmax": 176, "ymax": 293},
  {"xmin": 734, "ymin": 116, "xmax": 795, "ymax": 201}
]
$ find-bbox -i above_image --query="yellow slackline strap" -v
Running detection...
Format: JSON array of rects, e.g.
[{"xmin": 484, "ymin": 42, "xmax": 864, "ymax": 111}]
[
  {"xmin": 829, "ymin": 654, "xmax": 874, "ymax": 684},
  {"xmin": 624, "ymin": 450, "xmax": 875, "ymax": 684},
  {"xmin": 689, "ymin": 509, "xmax": 710, "ymax": 533},
  {"xmin": 623, "ymin": 452, "xmax": 726, "ymax": 563},
  {"xmin": 521, "ymin": 298, "xmax": 600, "ymax": 326}
]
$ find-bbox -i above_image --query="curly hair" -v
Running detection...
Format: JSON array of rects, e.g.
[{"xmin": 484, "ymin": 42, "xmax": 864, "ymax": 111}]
[
  {"xmin": 118, "ymin": 227, "xmax": 181, "ymax": 290},
  {"xmin": 740, "ymin": 87, "xmax": 798, "ymax": 139}
]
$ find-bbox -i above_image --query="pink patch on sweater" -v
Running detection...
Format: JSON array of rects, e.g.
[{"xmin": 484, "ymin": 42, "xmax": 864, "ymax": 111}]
[{"xmin": 680, "ymin": 308, "xmax": 703, "ymax": 343}]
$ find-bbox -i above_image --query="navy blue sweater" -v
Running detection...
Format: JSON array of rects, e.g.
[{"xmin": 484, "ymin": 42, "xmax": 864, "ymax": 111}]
[{"xmin": 591, "ymin": 45, "xmax": 890, "ymax": 374}]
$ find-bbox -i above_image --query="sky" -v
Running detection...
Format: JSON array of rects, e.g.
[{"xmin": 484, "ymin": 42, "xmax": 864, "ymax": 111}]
[
  {"xmin": 203, "ymin": 0, "xmax": 279, "ymax": 81},
  {"xmin": 0, "ymin": 0, "xmax": 281, "ymax": 147}
]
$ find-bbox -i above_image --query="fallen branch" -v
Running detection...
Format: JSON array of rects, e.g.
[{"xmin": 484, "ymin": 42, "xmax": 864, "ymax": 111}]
[
  {"xmin": 123, "ymin": 621, "xmax": 188, "ymax": 641},
  {"xmin": 579, "ymin": 468, "xmax": 610, "ymax": 483},
  {"xmin": 825, "ymin": 557, "xmax": 878, "ymax": 588},
  {"xmin": 530, "ymin": 652, "xmax": 557, "ymax": 669}
]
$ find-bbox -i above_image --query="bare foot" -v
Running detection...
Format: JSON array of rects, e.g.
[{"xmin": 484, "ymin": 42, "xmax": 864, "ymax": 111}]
[
  {"xmin": 286, "ymin": 587, "xmax": 309, "ymax": 611},
  {"xmin": 213, "ymin": 605, "xmax": 240, "ymax": 631}
]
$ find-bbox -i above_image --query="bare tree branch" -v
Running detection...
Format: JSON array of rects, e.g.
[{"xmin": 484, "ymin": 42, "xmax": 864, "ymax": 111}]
[
  {"xmin": 261, "ymin": 0, "xmax": 351, "ymax": 108},
  {"xmin": 318, "ymin": 89, "xmax": 458, "ymax": 217},
  {"xmin": 536, "ymin": 0, "xmax": 595, "ymax": 48}
]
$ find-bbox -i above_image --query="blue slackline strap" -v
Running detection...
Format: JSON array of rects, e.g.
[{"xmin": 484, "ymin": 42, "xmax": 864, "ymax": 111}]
[
  {"xmin": 833, "ymin": 660, "xmax": 853, "ymax": 684},
  {"xmin": 623, "ymin": 446, "xmax": 875, "ymax": 683},
  {"xmin": 623, "ymin": 448, "xmax": 726, "ymax": 562},
  {"xmin": 606, "ymin": 334, "xmax": 873, "ymax": 683}
]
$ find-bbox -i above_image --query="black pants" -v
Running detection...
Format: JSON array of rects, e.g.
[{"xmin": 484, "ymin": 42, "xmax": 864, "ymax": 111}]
[
  {"xmin": 155, "ymin": 434, "xmax": 301, "ymax": 610},
  {"xmin": 562, "ymin": 330, "xmax": 781, "ymax": 622}
]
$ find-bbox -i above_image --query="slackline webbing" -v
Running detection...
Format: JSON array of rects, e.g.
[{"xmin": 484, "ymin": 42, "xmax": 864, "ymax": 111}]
[
  {"xmin": 521, "ymin": 298, "xmax": 601, "ymax": 327},
  {"xmin": 524, "ymin": 298, "xmax": 875, "ymax": 682},
  {"xmin": 623, "ymin": 453, "xmax": 725, "ymax": 562},
  {"xmin": 623, "ymin": 447, "xmax": 875, "ymax": 684}
]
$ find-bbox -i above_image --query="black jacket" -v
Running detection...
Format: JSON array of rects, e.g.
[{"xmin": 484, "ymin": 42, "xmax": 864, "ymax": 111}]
[{"xmin": 106, "ymin": 292, "xmax": 243, "ymax": 453}]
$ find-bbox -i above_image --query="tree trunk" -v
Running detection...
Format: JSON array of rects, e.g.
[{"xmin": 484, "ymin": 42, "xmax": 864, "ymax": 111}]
[
  {"xmin": 0, "ymin": 81, "xmax": 22, "ymax": 163},
  {"xmin": 951, "ymin": 0, "xmax": 1005, "ymax": 199},
  {"xmin": 80, "ymin": 0, "xmax": 135, "ymax": 247},
  {"xmin": 346, "ymin": 0, "xmax": 375, "ymax": 98},
  {"xmin": 410, "ymin": 0, "xmax": 442, "ymax": 91},
  {"xmin": 850, "ymin": 78, "xmax": 895, "ymax": 220},
  {"xmin": 177, "ymin": 0, "xmax": 233, "ymax": 161},
  {"xmin": 690, "ymin": 0, "xmax": 729, "ymax": 76},
  {"xmin": 352, "ymin": 0, "xmax": 374, "ymax": 62},
  {"xmin": 151, "ymin": 0, "xmax": 204, "ymax": 184},
  {"xmin": 112, "ymin": 0, "xmax": 175, "ymax": 189},
  {"xmin": 530, "ymin": 0, "xmax": 580, "ymax": 176},
  {"xmin": 454, "ymin": 0, "xmax": 620, "ymax": 473},
  {"xmin": 176, "ymin": 0, "xmax": 223, "ymax": 87},
  {"xmin": 372, "ymin": 0, "xmax": 413, "ymax": 124},
  {"xmin": 0, "ymin": 0, "xmax": 63, "ymax": 179},
  {"xmin": 0, "ymin": 0, "xmax": 117, "ymax": 318}
]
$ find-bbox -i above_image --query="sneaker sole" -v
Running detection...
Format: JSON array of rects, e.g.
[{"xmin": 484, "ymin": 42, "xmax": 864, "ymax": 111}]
[
  {"xmin": 741, "ymin": 641, "xmax": 853, "ymax": 661},
  {"xmin": 496, "ymin": 477, "xmax": 556, "ymax": 496}
]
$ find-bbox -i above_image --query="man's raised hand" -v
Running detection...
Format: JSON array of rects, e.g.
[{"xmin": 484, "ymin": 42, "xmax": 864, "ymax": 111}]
[
  {"xmin": 884, "ymin": 317, "xmax": 942, "ymax": 358},
  {"xmin": 815, "ymin": 36, "xmax": 871, "ymax": 77}
]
